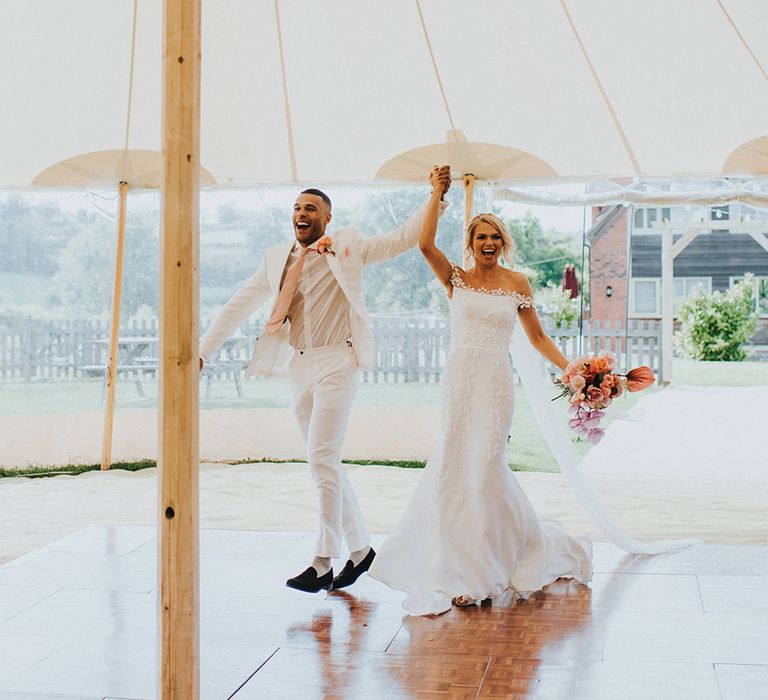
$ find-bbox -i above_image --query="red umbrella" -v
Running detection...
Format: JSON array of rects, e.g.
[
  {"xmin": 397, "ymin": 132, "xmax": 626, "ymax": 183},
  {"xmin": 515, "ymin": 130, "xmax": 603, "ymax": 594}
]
[{"xmin": 562, "ymin": 264, "xmax": 580, "ymax": 299}]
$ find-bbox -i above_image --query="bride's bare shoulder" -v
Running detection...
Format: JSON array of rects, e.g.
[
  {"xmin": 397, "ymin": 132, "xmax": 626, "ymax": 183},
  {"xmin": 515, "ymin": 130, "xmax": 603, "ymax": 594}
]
[{"xmin": 503, "ymin": 269, "xmax": 533, "ymax": 295}]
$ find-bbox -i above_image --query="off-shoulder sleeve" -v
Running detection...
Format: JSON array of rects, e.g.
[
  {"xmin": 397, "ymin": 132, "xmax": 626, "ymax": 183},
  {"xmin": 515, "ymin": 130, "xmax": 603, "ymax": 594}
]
[
  {"xmin": 515, "ymin": 293, "xmax": 535, "ymax": 309},
  {"xmin": 449, "ymin": 264, "xmax": 464, "ymax": 288}
]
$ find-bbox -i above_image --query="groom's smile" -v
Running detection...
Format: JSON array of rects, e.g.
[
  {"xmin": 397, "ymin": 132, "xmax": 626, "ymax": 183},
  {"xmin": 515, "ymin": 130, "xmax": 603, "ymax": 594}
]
[{"xmin": 293, "ymin": 192, "xmax": 332, "ymax": 246}]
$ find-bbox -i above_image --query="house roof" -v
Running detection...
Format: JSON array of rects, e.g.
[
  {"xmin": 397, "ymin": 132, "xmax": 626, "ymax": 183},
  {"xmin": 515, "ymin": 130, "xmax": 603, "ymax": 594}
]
[{"xmin": 586, "ymin": 205, "xmax": 625, "ymax": 243}]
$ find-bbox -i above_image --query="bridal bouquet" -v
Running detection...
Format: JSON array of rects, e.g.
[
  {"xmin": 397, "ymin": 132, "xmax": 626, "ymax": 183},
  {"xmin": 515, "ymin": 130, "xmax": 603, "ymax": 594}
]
[{"xmin": 554, "ymin": 353, "xmax": 655, "ymax": 444}]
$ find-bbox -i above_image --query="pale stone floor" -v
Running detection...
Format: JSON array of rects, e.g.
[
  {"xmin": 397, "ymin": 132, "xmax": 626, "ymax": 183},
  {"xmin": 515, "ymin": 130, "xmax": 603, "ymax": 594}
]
[{"xmin": 0, "ymin": 525, "xmax": 766, "ymax": 699}]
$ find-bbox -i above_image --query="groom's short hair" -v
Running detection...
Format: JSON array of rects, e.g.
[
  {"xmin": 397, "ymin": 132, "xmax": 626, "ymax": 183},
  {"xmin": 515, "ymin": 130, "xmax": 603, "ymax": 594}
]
[{"xmin": 300, "ymin": 188, "xmax": 332, "ymax": 211}]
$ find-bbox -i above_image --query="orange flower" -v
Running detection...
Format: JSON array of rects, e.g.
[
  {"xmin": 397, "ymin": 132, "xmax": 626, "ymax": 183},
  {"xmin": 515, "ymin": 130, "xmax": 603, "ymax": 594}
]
[
  {"xmin": 316, "ymin": 236, "xmax": 335, "ymax": 255},
  {"xmin": 610, "ymin": 376, "xmax": 624, "ymax": 398},
  {"xmin": 625, "ymin": 366, "xmax": 655, "ymax": 392},
  {"xmin": 591, "ymin": 354, "xmax": 614, "ymax": 373}
]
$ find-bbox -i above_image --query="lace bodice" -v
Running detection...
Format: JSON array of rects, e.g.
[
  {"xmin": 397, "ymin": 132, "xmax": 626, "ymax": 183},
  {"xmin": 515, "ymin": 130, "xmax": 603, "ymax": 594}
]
[{"xmin": 449, "ymin": 267, "xmax": 533, "ymax": 353}]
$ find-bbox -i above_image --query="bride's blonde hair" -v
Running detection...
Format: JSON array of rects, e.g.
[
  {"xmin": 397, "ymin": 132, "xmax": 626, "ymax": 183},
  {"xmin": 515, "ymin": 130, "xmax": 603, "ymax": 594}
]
[{"xmin": 464, "ymin": 213, "xmax": 516, "ymax": 268}]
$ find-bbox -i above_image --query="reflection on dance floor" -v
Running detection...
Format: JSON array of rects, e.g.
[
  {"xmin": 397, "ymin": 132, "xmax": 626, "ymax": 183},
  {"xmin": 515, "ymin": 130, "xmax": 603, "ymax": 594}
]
[{"xmin": 0, "ymin": 525, "xmax": 765, "ymax": 698}]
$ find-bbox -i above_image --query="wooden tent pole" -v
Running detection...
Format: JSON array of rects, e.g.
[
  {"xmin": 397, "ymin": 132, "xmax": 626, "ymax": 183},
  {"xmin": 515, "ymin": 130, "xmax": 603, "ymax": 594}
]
[
  {"xmin": 464, "ymin": 173, "xmax": 476, "ymax": 230},
  {"xmin": 159, "ymin": 0, "xmax": 201, "ymax": 697},
  {"xmin": 660, "ymin": 227, "xmax": 673, "ymax": 385},
  {"xmin": 100, "ymin": 180, "xmax": 128, "ymax": 471}
]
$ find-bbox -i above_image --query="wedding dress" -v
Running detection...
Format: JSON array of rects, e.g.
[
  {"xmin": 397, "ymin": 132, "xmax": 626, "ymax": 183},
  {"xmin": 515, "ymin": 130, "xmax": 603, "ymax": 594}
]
[{"xmin": 369, "ymin": 269, "xmax": 592, "ymax": 615}]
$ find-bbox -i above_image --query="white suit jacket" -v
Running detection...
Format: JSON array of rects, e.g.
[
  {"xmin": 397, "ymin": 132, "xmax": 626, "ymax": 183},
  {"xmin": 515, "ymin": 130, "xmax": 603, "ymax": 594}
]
[{"xmin": 200, "ymin": 199, "xmax": 447, "ymax": 377}]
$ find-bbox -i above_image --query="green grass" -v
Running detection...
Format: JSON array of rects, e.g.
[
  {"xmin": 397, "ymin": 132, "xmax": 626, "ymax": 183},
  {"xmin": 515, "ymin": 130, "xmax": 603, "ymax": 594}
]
[
  {"xmin": 671, "ymin": 359, "xmax": 767, "ymax": 386},
  {"xmin": 0, "ymin": 459, "xmax": 156, "ymax": 479},
  {"xmin": 0, "ymin": 458, "xmax": 428, "ymax": 480},
  {"xmin": 1, "ymin": 358, "xmax": 764, "ymax": 476},
  {"xmin": 3, "ymin": 358, "xmax": 764, "ymax": 416},
  {"xmin": 0, "ymin": 376, "xmax": 445, "ymax": 415}
]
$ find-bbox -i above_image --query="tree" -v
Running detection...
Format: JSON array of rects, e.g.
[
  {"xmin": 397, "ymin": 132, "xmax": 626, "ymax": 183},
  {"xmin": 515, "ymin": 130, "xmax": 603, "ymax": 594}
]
[
  {"xmin": 506, "ymin": 212, "xmax": 581, "ymax": 289},
  {"xmin": 54, "ymin": 210, "xmax": 159, "ymax": 317},
  {"xmin": 0, "ymin": 196, "xmax": 59, "ymax": 274},
  {"xmin": 244, "ymin": 207, "xmax": 293, "ymax": 262},
  {"xmin": 333, "ymin": 187, "xmax": 466, "ymax": 314}
]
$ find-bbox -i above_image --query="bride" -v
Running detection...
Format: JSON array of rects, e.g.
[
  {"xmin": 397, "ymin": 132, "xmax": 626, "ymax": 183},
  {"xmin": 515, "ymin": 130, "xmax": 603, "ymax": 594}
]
[{"xmin": 368, "ymin": 183, "xmax": 592, "ymax": 615}]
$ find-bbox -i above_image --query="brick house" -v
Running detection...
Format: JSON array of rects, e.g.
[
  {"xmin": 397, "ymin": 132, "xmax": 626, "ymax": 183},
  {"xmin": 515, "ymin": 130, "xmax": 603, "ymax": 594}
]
[{"xmin": 587, "ymin": 203, "xmax": 768, "ymax": 345}]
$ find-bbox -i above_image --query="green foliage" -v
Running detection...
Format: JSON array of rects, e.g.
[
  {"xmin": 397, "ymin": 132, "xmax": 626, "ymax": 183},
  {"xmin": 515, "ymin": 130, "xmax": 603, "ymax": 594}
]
[
  {"xmin": 676, "ymin": 275, "xmax": 757, "ymax": 361},
  {"xmin": 506, "ymin": 212, "xmax": 581, "ymax": 289},
  {"xmin": 54, "ymin": 210, "xmax": 159, "ymax": 317},
  {"xmin": 0, "ymin": 191, "xmax": 582, "ymax": 321},
  {"xmin": 333, "ymin": 187, "xmax": 465, "ymax": 314},
  {"xmin": 199, "ymin": 207, "xmax": 289, "ymax": 317},
  {"xmin": 332, "ymin": 190, "xmax": 580, "ymax": 312},
  {"xmin": 535, "ymin": 285, "xmax": 579, "ymax": 326},
  {"xmin": 0, "ymin": 196, "xmax": 60, "ymax": 274}
]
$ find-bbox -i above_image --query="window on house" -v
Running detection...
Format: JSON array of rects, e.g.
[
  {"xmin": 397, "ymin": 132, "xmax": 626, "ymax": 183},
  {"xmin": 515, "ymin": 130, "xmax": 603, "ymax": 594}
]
[
  {"xmin": 631, "ymin": 278, "xmax": 660, "ymax": 316},
  {"xmin": 728, "ymin": 203, "xmax": 768, "ymax": 225},
  {"xmin": 630, "ymin": 277, "xmax": 712, "ymax": 317},
  {"xmin": 633, "ymin": 207, "xmax": 672, "ymax": 232},
  {"xmin": 673, "ymin": 277, "xmax": 711, "ymax": 313},
  {"xmin": 731, "ymin": 276, "xmax": 768, "ymax": 317},
  {"xmin": 738, "ymin": 204, "xmax": 758, "ymax": 221}
]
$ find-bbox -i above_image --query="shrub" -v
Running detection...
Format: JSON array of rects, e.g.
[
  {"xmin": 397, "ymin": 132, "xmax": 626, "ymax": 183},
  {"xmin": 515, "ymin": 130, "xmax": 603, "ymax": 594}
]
[
  {"xmin": 676, "ymin": 275, "xmax": 757, "ymax": 361},
  {"xmin": 535, "ymin": 285, "xmax": 580, "ymax": 327}
]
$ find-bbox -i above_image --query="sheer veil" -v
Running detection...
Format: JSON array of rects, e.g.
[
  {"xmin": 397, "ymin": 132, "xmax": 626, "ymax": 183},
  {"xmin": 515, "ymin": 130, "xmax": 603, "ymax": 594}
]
[{"xmin": 510, "ymin": 323, "xmax": 700, "ymax": 554}]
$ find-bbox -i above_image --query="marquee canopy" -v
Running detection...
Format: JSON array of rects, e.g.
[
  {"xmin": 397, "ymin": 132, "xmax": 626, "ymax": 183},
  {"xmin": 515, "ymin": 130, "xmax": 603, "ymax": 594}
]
[{"xmin": 3, "ymin": 0, "xmax": 768, "ymax": 190}]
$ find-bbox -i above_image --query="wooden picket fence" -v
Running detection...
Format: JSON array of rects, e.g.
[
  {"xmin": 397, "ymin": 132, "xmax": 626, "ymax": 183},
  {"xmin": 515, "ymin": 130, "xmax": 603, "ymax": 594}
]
[
  {"xmin": 0, "ymin": 315, "xmax": 662, "ymax": 383},
  {"xmin": 364, "ymin": 316, "xmax": 662, "ymax": 383}
]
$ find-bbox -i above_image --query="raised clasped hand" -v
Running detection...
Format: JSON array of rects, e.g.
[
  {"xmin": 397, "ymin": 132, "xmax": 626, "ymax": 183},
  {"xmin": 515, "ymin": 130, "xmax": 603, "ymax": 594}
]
[{"xmin": 429, "ymin": 165, "xmax": 452, "ymax": 197}]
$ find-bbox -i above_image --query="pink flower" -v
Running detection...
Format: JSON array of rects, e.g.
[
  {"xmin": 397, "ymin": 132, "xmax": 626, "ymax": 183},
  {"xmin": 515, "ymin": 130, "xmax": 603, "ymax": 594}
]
[
  {"xmin": 586, "ymin": 386, "xmax": 604, "ymax": 404},
  {"xmin": 569, "ymin": 375, "xmax": 586, "ymax": 392},
  {"xmin": 589, "ymin": 372, "xmax": 619, "ymax": 401},
  {"xmin": 582, "ymin": 413, "xmax": 602, "ymax": 430},
  {"xmin": 557, "ymin": 353, "xmax": 637, "ymax": 443},
  {"xmin": 586, "ymin": 428, "xmax": 605, "ymax": 444}
]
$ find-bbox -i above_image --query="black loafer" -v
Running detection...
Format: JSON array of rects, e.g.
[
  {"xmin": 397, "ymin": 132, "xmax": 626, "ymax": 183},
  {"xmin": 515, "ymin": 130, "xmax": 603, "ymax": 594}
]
[
  {"xmin": 331, "ymin": 547, "xmax": 376, "ymax": 590},
  {"xmin": 286, "ymin": 566, "xmax": 333, "ymax": 593}
]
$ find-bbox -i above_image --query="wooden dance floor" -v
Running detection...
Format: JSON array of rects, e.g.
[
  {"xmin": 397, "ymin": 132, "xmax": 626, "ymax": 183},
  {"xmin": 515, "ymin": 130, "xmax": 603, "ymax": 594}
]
[{"xmin": 0, "ymin": 526, "xmax": 765, "ymax": 699}]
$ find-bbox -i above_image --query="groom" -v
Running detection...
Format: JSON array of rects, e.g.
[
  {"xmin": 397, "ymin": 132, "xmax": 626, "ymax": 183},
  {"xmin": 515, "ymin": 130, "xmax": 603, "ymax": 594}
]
[{"xmin": 199, "ymin": 166, "xmax": 451, "ymax": 592}]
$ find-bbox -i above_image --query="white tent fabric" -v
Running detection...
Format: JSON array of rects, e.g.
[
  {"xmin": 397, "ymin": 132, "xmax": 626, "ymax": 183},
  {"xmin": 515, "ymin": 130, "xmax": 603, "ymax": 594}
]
[
  {"xmin": 495, "ymin": 178, "xmax": 768, "ymax": 207},
  {"xmin": 3, "ymin": 0, "xmax": 768, "ymax": 189}
]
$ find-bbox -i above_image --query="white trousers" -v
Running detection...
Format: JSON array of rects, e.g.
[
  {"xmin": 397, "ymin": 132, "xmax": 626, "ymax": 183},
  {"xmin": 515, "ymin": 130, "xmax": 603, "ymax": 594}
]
[{"xmin": 288, "ymin": 342, "xmax": 370, "ymax": 558}]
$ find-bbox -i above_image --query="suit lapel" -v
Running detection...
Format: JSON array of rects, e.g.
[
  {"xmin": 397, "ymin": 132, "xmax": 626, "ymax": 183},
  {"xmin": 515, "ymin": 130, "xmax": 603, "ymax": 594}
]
[
  {"xmin": 325, "ymin": 254, "xmax": 349, "ymax": 296},
  {"xmin": 325, "ymin": 252, "xmax": 366, "ymax": 320},
  {"xmin": 270, "ymin": 241, "xmax": 296, "ymax": 291}
]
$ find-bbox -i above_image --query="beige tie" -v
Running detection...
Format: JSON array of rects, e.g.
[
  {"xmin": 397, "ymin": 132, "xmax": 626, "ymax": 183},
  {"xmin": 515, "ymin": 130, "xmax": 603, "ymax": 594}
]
[{"xmin": 265, "ymin": 246, "xmax": 311, "ymax": 334}]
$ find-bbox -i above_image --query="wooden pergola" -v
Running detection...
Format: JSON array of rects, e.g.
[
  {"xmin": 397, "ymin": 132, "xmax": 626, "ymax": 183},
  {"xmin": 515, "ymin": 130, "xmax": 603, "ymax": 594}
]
[{"xmin": 654, "ymin": 219, "xmax": 768, "ymax": 383}]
